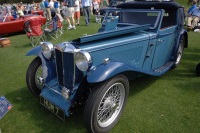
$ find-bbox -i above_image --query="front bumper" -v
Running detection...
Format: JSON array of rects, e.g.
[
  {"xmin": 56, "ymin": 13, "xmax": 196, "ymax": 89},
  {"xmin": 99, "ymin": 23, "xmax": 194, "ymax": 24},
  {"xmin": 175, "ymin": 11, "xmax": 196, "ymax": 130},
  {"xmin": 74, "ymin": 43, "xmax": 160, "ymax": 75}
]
[{"xmin": 40, "ymin": 78, "xmax": 72, "ymax": 120}]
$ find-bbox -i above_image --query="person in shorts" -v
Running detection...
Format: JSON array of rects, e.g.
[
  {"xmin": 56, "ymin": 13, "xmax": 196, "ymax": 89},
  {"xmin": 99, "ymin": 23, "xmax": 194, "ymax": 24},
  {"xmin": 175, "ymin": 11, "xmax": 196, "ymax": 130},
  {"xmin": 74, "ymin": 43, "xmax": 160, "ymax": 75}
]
[
  {"xmin": 63, "ymin": 0, "xmax": 76, "ymax": 30},
  {"xmin": 74, "ymin": 0, "xmax": 80, "ymax": 25}
]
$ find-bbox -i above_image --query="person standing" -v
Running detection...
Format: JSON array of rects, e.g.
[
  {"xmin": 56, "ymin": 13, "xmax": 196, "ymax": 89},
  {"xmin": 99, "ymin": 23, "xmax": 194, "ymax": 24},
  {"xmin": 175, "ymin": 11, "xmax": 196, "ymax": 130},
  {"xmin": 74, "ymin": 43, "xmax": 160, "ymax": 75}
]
[
  {"xmin": 74, "ymin": 0, "xmax": 80, "ymax": 25},
  {"xmin": 49, "ymin": 0, "xmax": 54, "ymax": 9},
  {"xmin": 54, "ymin": 0, "xmax": 60, "ymax": 14},
  {"xmin": 40, "ymin": 0, "xmax": 46, "ymax": 16},
  {"xmin": 5, "ymin": 4, "xmax": 12, "ymax": 16},
  {"xmin": 54, "ymin": 0, "xmax": 64, "ymax": 21},
  {"xmin": 17, "ymin": 3, "xmax": 24, "ymax": 17},
  {"xmin": 81, "ymin": 0, "xmax": 92, "ymax": 26},
  {"xmin": 44, "ymin": 0, "xmax": 52, "ymax": 21},
  {"xmin": 93, "ymin": 0, "xmax": 100, "ymax": 22},
  {"xmin": 63, "ymin": 0, "xmax": 76, "ymax": 30}
]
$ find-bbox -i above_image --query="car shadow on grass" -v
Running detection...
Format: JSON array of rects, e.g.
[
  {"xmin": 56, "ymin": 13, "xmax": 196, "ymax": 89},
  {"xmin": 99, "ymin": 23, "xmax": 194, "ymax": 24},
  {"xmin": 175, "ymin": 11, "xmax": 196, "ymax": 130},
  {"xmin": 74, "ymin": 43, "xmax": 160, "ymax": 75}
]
[
  {"xmin": 5, "ymin": 87, "xmax": 87, "ymax": 133},
  {"xmin": 128, "ymin": 75, "xmax": 159, "ymax": 96}
]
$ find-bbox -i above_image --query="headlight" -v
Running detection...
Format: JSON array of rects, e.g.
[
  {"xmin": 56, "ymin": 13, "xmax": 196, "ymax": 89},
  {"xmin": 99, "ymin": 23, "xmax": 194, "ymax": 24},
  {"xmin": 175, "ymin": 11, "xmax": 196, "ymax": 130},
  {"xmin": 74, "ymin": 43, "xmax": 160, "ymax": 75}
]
[
  {"xmin": 41, "ymin": 42, "xmax": 54, "ymax": 60},
  {"xmin": 75, "ymin": 51, "xmax": 92, "ymax": 71}
]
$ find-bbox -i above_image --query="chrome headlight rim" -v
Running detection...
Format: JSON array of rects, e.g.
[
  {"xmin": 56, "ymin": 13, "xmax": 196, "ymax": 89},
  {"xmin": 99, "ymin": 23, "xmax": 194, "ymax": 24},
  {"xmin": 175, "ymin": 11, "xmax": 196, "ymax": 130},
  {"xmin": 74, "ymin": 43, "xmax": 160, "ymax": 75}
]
[
  {"xmin": 41, "ymin": 42, "xmax": 54, "ymax": 60},
  {"xmin": 75, "ymin": 51, "xmax": 92, "ymax": 71}
]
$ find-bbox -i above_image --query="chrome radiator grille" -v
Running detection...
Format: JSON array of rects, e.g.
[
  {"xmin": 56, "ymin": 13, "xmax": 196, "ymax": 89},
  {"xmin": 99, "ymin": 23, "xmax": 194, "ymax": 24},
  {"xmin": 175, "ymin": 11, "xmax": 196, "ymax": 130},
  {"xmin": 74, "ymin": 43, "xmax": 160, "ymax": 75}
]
[{"xmin": 55, "ymin": 48, "xmax": 75, "ymax": 89}]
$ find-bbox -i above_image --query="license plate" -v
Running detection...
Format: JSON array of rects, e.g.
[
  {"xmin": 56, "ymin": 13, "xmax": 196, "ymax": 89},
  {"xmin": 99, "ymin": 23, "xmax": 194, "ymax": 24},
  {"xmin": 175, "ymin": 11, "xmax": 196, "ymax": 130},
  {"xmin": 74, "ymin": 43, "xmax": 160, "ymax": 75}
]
[{"xmin": 40, "ymin": 96, "xmax": 65, "ymax": 121}]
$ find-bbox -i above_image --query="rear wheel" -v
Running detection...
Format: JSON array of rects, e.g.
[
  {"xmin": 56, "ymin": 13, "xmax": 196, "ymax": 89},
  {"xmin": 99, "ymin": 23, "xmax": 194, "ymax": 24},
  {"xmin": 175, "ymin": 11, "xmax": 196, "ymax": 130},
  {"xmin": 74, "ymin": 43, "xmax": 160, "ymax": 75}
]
[
  {"xmin": 174, "ymin": 37, "xmax": 185, "ymax": 67},
  {"xmin": 196, "ymin": 63, "xmax": 200, "ymax": 76},
  {"xmin": 84, "ymin": 75, "xmax": 129, "ymax": 133},
  {"xmin": 26, "ymin": 57, "xmax": 43, "ymax": 96}
]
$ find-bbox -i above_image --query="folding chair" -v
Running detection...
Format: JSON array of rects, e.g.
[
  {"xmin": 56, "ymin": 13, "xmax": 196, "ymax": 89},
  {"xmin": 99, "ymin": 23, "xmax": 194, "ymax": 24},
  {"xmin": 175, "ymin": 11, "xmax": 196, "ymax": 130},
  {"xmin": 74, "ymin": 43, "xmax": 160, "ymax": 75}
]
[
  {"xmin": 44, "ymin": 16, "xmax": 59, "ymax": 40},
  {"xmin": 24, "ymin": 19, "xmax": 45, "ymax": 47}
]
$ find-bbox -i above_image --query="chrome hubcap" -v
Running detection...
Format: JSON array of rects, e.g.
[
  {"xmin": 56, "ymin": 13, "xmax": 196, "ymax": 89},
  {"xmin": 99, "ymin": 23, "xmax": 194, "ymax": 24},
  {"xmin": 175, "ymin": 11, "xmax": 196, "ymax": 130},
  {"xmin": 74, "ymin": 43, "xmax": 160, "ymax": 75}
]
[{"xmin": 97, "ymin": 83, "xmax": 125, "ymax": 128}]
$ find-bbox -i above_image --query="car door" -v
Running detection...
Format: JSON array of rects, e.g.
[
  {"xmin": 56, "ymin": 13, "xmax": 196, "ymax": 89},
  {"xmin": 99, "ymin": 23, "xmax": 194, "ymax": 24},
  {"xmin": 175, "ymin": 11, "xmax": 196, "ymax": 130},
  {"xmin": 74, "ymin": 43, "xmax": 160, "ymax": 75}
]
[
  {"xmin": 151, "ymin": 9, "xmax": 178, "ymax": 70},
  {"xmin": 1, "ymin": 19, "xmax": 24, "ymax": 34}
]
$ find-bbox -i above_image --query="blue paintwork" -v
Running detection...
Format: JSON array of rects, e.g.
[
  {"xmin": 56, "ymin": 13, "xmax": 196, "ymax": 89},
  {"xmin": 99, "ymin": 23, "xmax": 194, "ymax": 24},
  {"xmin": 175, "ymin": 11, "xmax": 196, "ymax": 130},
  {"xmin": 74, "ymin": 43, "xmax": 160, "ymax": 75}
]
[
  {"xmin": 79, "ymin": 24, "xmax": 151, "ymax": 43},
  {"xmin": 26, "ymin": 3, "xmax": 188, "ymax": 119},
  {"xmin": 26, "ymin": 45, "xmax": 42, "ymax": 56},
  {"xmin": 87, "ymin": 61, "xmax": 147, "ymax": 83},
  {"xmin": 40, "ymin": 78, "xmax": 71, "ymax": 117},
  {"xmin": 26, "ymin": 45, "xmax": 57, "ymax": 84}
]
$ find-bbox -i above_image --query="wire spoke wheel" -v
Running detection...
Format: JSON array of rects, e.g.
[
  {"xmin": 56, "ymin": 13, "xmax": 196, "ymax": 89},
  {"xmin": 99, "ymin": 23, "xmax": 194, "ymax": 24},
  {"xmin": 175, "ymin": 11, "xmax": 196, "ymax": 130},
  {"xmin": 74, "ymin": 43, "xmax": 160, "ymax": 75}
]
[
  {"xmin": 175, "ymin": 40, "xmax": 183, "ymax": 64},
  {"xmin": 175, "ymin": 37, "xmax": 184, "ymax": 67},
  {"xmin": 26, "ymin": 57, "xmax": 43, "ymax": 96},
  {"xmin": 35, "ymin": 64, "xmax": 43, "ymax": 90},
  {"xmin": 84, "ymin": 75, "xmax": 129, "ymax": 133},
  {"xmin": 97, "ymin": 83, "xmax": 125, "ymax": 128}
]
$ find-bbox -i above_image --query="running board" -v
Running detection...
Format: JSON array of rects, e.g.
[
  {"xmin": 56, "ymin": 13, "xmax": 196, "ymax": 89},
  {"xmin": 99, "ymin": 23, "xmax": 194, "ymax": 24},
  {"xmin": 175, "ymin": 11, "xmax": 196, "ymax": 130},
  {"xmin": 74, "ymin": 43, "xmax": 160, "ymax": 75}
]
[{"xmin": 153, "ymin": 61, "xmax": 174, "ymax": 74}]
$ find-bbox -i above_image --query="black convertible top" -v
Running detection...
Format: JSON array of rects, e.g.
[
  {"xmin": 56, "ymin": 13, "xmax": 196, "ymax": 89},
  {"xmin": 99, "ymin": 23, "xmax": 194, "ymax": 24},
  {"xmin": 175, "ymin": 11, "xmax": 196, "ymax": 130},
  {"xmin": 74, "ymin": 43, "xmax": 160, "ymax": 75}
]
[{"xmin": 117, "ymin": 1, "xmax": 183, "ymax": 10}]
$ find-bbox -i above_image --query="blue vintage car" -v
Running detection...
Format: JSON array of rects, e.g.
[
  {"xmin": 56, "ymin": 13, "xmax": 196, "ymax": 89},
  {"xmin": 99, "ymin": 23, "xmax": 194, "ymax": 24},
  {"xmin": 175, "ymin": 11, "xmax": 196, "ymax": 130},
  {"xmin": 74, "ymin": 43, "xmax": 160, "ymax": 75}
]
[{"xmin": 26, "ymin": 1, "xmax": 188, "ymax": 132}]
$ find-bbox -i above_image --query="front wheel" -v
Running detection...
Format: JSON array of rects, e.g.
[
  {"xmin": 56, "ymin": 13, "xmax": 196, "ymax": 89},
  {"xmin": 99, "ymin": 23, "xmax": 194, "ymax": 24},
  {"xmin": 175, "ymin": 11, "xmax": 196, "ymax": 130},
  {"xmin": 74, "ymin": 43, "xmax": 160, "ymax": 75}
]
[
  {"xmin": 84, "ymin": 75, "xmax": 129, "ymax": 133},
  {"xmin": 26, "ymin": 57, "xmax": 43, "ymax": 96},
  {"xmin": 196, "ymin": 63, "xmax": 200, "ymax": 76}
]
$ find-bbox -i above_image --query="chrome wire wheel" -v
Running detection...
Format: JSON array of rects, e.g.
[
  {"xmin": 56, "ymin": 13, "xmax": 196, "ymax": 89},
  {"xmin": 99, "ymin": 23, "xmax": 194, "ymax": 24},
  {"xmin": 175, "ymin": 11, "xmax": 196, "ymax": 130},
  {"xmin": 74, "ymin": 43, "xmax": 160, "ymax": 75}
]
[
  {"xmin": 26, "ymin": 57, "xmax": 43, "ymax": 96},
  {"xmin": 97, "ymin": 83, "xmax": 125, "ymax": 128},
  {"xmin": 175, "ymin": 40, "xmax": 183, "ymax": 65},
  {"xmin": 174, "ymin": 37, "xmax": 185, "ymax": 67},
  {"xmin": 84, "ymin": 75, "xmax": 129, "ymax": 133},
  {"xmin": 35, "ymin": 64, "xmax": 43, "ymax": 90}
]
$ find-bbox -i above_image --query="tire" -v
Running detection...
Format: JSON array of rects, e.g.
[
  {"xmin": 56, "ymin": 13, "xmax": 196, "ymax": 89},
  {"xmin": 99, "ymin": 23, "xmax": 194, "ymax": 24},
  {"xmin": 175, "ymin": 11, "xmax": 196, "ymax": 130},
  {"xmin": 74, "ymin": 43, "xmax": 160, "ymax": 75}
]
[
  {"xmin": 196, "ymin": 63, "xmax": 200, "ymax": 76},
  {"xmin": 84, "ymin": 75, "xmax": 129, "ymax": 133},
  {"xmin": 26, "ymin": 57, "xmax": 43, "ymax": 96},
  {"xmin": 174, "ymin": 37, "xmax": 185, "ymax": 67}
]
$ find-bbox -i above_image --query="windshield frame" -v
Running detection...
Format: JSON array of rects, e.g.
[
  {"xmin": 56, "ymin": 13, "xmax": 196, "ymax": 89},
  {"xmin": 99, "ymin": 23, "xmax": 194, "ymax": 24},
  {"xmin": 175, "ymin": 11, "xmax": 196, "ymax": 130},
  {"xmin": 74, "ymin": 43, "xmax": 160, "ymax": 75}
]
[{"xmin": 103, "ymin": 9, "xmax": 163, "ymax": 29}]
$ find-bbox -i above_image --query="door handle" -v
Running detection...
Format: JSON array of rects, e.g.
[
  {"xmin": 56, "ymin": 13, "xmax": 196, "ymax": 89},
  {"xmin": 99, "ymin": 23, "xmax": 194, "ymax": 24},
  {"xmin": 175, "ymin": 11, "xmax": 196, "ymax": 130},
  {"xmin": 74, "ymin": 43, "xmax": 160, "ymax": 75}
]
[{"xmin": 146, "ymin": 44, "xmax": 155, "ymax": 57}]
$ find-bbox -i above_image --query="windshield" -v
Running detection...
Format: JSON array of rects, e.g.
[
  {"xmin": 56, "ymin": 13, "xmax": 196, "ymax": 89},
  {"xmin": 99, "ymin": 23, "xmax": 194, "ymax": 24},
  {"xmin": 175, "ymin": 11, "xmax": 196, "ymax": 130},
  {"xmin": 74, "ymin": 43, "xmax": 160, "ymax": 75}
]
[
  {"xmin": 109, "ymin": 0, "xmax": 126, "ymax": 6},
  {"xmin": 104, "ymin": 9, "xmax": 161, "ymax": 29}
]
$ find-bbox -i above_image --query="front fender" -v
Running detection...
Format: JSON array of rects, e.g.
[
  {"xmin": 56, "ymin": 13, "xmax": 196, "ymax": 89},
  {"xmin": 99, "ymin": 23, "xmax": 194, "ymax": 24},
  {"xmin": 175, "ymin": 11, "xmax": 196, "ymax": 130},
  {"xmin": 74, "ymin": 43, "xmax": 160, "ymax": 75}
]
[
  {"xmin": 26, "ymin": 45, "xmax": 56, "ymax": 84},
  {"xmin": 87, "ymin": 62, "xmax": 138, "ymax": 83},
  {"xmin": 172, "ymin": 29, "xmax": 188, "ymax": 60},
  {"xmin": 179, "ymin": 29, "xmax": 188, "ymax": 48},
  {"xmin": 26, "ymin": 45, "xmax": 42, "ymax": 56}
]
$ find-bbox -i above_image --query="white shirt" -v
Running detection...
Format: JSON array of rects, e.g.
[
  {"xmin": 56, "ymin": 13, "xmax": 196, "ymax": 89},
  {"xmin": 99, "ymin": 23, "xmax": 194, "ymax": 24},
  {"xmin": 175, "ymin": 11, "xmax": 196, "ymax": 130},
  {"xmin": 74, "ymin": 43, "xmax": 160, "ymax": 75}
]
[
  {"xmin": 82, "ymin": 0, "xmax": 91, "ymax": 7},
  {"xmin": 74, "ymin": 0, "xmax": 80, "ymax": 12},
  {"xmin": 49, "ymin": 1, "xmax": 54, "ymax": 8}
]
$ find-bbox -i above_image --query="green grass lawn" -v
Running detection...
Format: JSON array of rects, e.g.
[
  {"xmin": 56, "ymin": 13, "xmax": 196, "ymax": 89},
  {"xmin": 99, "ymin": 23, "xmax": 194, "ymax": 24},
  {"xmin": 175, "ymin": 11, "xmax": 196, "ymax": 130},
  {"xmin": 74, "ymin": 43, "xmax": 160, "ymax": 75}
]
[{"xmin": 0, "ymin": 1, "xmax": 200, "ymax": 132}]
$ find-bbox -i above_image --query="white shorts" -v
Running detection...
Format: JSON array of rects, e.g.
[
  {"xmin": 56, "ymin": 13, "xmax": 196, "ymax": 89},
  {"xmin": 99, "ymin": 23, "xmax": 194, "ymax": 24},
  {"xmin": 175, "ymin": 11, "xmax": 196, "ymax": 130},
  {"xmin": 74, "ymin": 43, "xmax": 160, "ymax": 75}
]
[{"xmin": 63, "ymin": 7, "xmax": 74, "ymax": 18}]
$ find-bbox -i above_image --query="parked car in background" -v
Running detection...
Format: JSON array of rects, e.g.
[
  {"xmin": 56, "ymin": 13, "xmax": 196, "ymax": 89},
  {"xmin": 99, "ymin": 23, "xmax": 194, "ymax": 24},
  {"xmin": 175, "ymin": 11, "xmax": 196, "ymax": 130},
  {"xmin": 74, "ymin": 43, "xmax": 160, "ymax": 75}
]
[
  {"xmin": 26, "ymin": 1, "xmax": 187, "ymax": 132},
  {"xmin": 0, "ymin": 13, "xmax": 46, "ymax": 35},
  {"xmin": 99, "ymin": 0, "xmax": 133, "ymax": 15}
]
